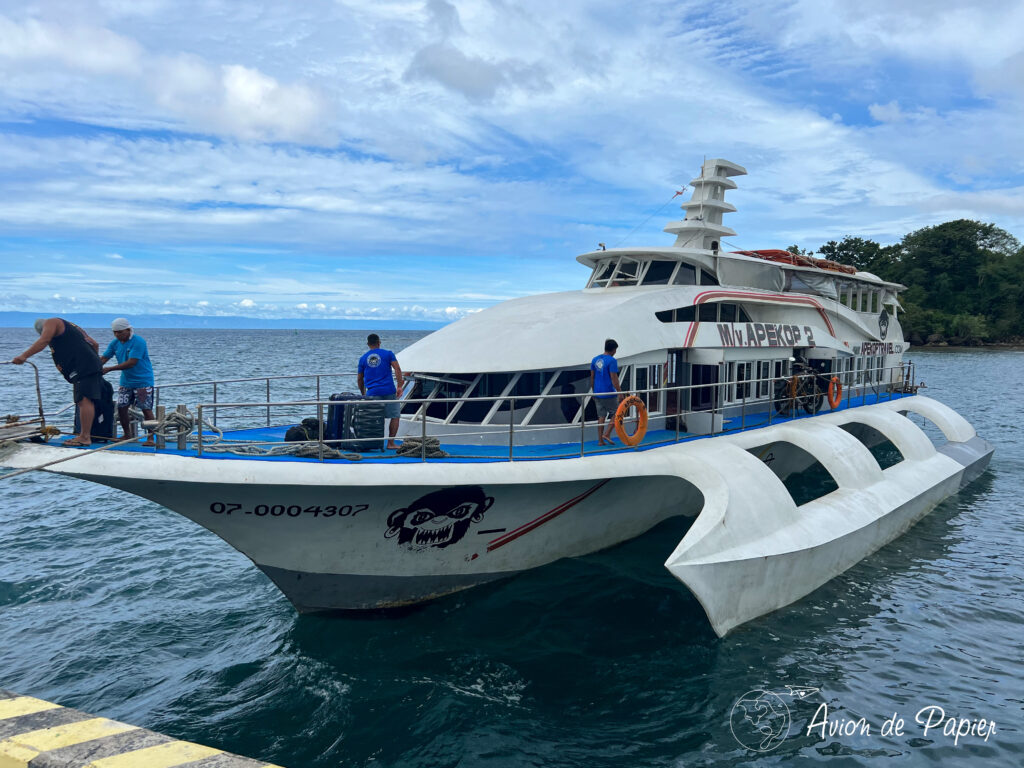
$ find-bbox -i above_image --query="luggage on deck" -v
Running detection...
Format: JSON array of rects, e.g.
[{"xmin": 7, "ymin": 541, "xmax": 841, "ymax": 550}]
[
  {"xmin": 285, "ymin": 417, "xmax": 324, "ymax": 442},
  {"xmin": 73, "ymin": 378, "xmax": 115, "ymax": 440},
  {"xmin": 326, "ymin": 392, "xmax": 385, "ymax": 452}
]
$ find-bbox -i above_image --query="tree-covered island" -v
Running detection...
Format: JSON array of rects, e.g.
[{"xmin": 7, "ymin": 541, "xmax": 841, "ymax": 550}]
[{"xmin": 789, "ymin": 220, "xmax": 1023, "ymax": 346}]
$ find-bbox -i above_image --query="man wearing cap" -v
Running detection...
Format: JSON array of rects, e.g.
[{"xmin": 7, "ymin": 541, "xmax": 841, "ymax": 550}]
[
  {"xmin": 12, "ymin": 318, "xmax": 102, "ymax": 447},
  {"xmin": 100, "ymin": 318, "xmax": 156, "ymax": 443}
]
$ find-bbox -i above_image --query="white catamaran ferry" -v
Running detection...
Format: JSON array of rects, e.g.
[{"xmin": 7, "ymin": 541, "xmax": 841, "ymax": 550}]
[{"xmin": 1, "ymin": 159, "xmax": 993, "ymax": 636}]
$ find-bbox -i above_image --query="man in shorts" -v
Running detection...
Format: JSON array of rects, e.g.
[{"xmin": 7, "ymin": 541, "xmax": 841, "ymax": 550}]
[
  {"xmin": 100, "ymin": 317, "xmax": 156, "ymax": 443},
  {"xmin": 590, "ymin": 338, "xmax": 622, "ymax": 446},
  {"xmin": 12, "ymin": 318, "xmax": 103, "ymax": 447},
  {"xmin": 357, "ymin": 333, "xmax": 404, "ymax": 449}
]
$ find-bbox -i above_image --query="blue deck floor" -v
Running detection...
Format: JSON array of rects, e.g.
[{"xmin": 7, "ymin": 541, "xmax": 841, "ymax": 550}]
[{"xmin": 55, "ymin": 391, "xmax": 912, "ymax": 463}]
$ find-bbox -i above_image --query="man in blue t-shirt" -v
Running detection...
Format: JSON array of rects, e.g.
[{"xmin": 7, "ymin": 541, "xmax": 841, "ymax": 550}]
[
  {"xmin": 590, "ymin": 338, "xmax": 622, "ymax": 446},
  {"xmin": 357, "ymin": 333, "xmax": 405, "ymax": 449},
  {"xmin": 100, "ymin": 317, "xmax": 156, "ymax": 443}
]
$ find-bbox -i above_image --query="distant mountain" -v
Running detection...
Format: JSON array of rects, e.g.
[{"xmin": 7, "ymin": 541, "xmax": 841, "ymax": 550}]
[{"xmin": 0, "ymin": 312, "xmax": 444, "ymax": 331}]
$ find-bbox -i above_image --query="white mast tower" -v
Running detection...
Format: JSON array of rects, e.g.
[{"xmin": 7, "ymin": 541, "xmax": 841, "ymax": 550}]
[{"xmin": 663, "ymin": 158, "xmax": 747, "ymax": 253}]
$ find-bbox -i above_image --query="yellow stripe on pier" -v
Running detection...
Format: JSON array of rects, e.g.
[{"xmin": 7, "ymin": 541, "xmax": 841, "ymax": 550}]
[
  {"xmin": 86, "ymin": 740, "xmax": 222, "ymax": 768},
  {"xmin": 0, "ymin": 689, "xmax": 283, "ymax": 768},
  {"xmin": 0, "ymin": 697, "xmax": 61, "ymax": 721}
]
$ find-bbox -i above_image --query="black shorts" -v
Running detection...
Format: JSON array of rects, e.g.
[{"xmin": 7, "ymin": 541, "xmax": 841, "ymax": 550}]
[{"xmin": 72, "ymin": 373, "xmax": 103, "ymax": 403}]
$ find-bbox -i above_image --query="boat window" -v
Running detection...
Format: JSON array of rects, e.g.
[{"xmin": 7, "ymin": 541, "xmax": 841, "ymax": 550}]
[
  {"xmin": 698, "ymin": 304, "xmax": 717, "ymax": 322},
  {"xmin": 633, "ymin": 364, "xmax": 662, "ymax": 413},
  {"xmin": 737, "ymin": 306, "xmax": 752, "ymax": 323},
  {"xmin": 656, "ymin": 306, "xmax": 697, "ymax": 323},
  {"xmin": 719, "ymin": 303, "xmax": 737, "ymax": 323},
  {"xmin": 451, "ymin": 372, "xmax": 512, "ymax": 422},
  {"xmin": 672, "ymin": 263, "xmax": 696, "ymax": 285},
  {"xmin": 757, "ymin": 361, "xmax": 771, "ymax": 398},
  {"xmin": 736, "ymin": 361, "xmax": 752, "ymax": 400},
  {"xmin": 419, "ymin": 374, "xmax": 476, "ymax": 421},
  {"xmin": 401, "ymin": 379, "xmax": 429, "ymax": 416},
  {"xmin": 589, "ymin": 259, "xmax": 618, "ymax": 287},
  {"xmin": 608, "ymin": 257, "xmax": 642, "ymax": 286},
  {"xmin": 642, "ymin": 259, "xmax": 676, "ymax": 285},
  {"xmin": 513, "ymin": 371, "xmax": 545, "ymax": 397},
  {"xmin": 699, "ymin": 269, "xmax": 720, "ymax": 286}
]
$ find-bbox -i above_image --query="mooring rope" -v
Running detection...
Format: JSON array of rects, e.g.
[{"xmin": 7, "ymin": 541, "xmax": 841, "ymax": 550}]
[{"xmin": 202, "ymin": 442, "xmax": 364, "ymax": 461}]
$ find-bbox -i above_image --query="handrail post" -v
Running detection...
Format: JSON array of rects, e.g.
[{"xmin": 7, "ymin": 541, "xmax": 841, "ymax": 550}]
[
  {"xmin": 212, "ymin": 382, "xmax": 218, "ymax": 427},
  {"xmin": 197, "ymin": 405, "xmax": 204, "ymax": 457},
  {"xmin": 509, "ymin": 396, "xmax": 515, "ymax": 461},
  {"xmin": 741, "ymin": 385, "xmax": 746, "ymax": 431},
  {"xmin": 421, "ymin": 409, "xmax": 427, "ymax": 462},
  {"xmin": 318, "ymin": 402, "xmax": 324, "ymax": 462},
  {"xmin": 712, "ymin": 379, "xmax": 718, "ymax": 434},
  {"xmin": 155, "ymin": 405, "xmax": 166, "ymax": 450},
  {"xmin": 176, "ymin": 404, "xmax": 187, "ymax": 451},
  {"xmin": 580, "ymin": 396, "xmax": 586, "ymax": 457},
  {"xmin": 675, "ymin": 385, "xmax": 680, "ymax": 443},
  {"xmin": 316, "ymin": 375, "xmax": 321, "ymax": 403},
  {"xmin": 266, "ymin": 379, "xmax": 271, "ymax": 426}
]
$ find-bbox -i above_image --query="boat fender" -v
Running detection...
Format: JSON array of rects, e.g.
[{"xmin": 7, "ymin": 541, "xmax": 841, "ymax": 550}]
[
  {"xmin": 614, "ymin": 395, "xmax": 648, "ymax": 447},
  {"xmin": 828, "ymin": 376, "xmax": 843, "ymax": 409}
]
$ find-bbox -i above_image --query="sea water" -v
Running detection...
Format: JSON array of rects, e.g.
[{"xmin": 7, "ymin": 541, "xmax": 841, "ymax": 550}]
[{"xmin": 0, "ymin": 328, "xmax": 1022, "ymax": 767}]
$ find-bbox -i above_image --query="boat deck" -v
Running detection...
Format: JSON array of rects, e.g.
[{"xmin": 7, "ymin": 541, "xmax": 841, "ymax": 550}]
[{"xmin": 48, "ymin": 391, "xmax": 913, "ymax": 463}]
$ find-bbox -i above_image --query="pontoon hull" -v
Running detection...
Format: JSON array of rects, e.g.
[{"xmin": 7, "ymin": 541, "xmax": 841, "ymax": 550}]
[{"xmin": 0, "ymin": 396, "xmax": 992, "ymax": 632}]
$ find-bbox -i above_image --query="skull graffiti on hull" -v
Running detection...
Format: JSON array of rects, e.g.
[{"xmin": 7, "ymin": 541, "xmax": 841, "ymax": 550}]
[{"xmin": 385, "ymin": 486, "xmax": 494, "ymax": 551}]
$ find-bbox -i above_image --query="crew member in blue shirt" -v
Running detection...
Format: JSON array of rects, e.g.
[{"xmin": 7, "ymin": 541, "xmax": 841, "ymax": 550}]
[
  {"xmin": 590, "ymin": 338, "xmax": 622, "ymax": 446},
  {"xmin": 357, "ymin": 333, "xmax": 405, "ymax": 449},
  {"xmin": 100, "ymin": 318, "xmax": 156, "ymax": 443}
]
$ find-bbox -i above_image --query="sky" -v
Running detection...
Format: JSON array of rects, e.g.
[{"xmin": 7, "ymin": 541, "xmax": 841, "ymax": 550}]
[{"xmin": 1, "ymin": 0, "xmax": 1023, "ymax": 325}]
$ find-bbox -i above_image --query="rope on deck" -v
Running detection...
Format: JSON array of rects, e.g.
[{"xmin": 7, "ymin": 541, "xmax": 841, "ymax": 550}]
[
  {"xmin": 395, "ymin": 436, "xmax": 450, "ymax": 458},
  {"xmin": 202, "ymin": 442, "xmax": 365, "ymax": 461}
]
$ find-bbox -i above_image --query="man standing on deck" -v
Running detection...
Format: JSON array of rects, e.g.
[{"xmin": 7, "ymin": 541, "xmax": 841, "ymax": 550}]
[
  {"xmin": 11, "ymin": 318, "xmax": 102, "ymax": 447},
  {"xmin": 357, "ymin": 333, "xmax": 405, "ymax": 450},
  {"xmin": 590, "ymin": 338, "xmax": 623, "ymax": 446},
  {"xmin": 100, "ymin": 318, "xmax": 156, "ymax": 443}
]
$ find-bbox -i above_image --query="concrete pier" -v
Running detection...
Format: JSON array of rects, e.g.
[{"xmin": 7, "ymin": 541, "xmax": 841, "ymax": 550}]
[{"xmin": 0, "ymin": 690, "xmax": 283, "ymax": 768}]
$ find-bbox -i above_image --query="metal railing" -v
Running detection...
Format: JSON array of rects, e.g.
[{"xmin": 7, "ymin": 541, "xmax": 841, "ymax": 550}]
[
  {"xmin": 154, "ymin": 371, "xmax": 361, "ymax": 428},
  {"xmin": 151, "ymin": 360, "xmax": 919, "ymax": 462},
  {"xmin": 10, "ymin": 360, "xmax": 919, "ymax": 461}
]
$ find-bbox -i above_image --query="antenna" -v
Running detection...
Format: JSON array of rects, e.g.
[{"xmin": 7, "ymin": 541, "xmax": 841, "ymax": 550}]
[{"xmin": 698, "ymin": 156, "xmax": 706, "ymax": 227}]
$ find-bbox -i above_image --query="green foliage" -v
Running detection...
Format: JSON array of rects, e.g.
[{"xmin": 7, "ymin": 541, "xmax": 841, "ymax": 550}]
[
  {"xmin": 818, "ymin": 237, "xmax": 898, "ymax": 275},
  {"xmin": 802, "ymin": 220, "xmax": 1023, "ymax": 343}
]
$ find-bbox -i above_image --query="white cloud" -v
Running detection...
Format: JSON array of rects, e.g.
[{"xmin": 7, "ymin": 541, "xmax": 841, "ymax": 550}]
[
  {"xmin": 238, "ymin": 298, "xmax": 256, "ymax": 308},
  {"xmin": 105, "ymin": 252, "xmax": 124, "ymax": 259},
  {"xmin": 295, "ymin": 302, "xmax": 308, "ymax": 309},
  {"xmin": 1, "ymin": 0, "xmax": 1023, "ymax": 322},
  {"xmin": 0, "ymin": 15, "xmax": 142, "ymax": 74},
  {"xmin": 0, "ymin": 14, "xmax": 332, "ymax": 144}
]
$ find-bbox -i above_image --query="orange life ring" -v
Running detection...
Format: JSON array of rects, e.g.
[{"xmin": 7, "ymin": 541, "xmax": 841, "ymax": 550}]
[
  {"xmin": 614, "ymin": 395, "xmax": 648, "ymax": 447},
  {"xmin": 827, "ymin": 376, "xmax": 842, "ymax": 409}
]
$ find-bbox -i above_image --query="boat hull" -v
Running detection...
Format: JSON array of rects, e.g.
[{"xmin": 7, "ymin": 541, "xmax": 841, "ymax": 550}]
[
  {"xmin": 0, "ymin": 396, "xmax": 992, "ymax": 630},
  {"xmin": 33, "ymin": 463, "xmax": 704, "ymax": 612}
]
